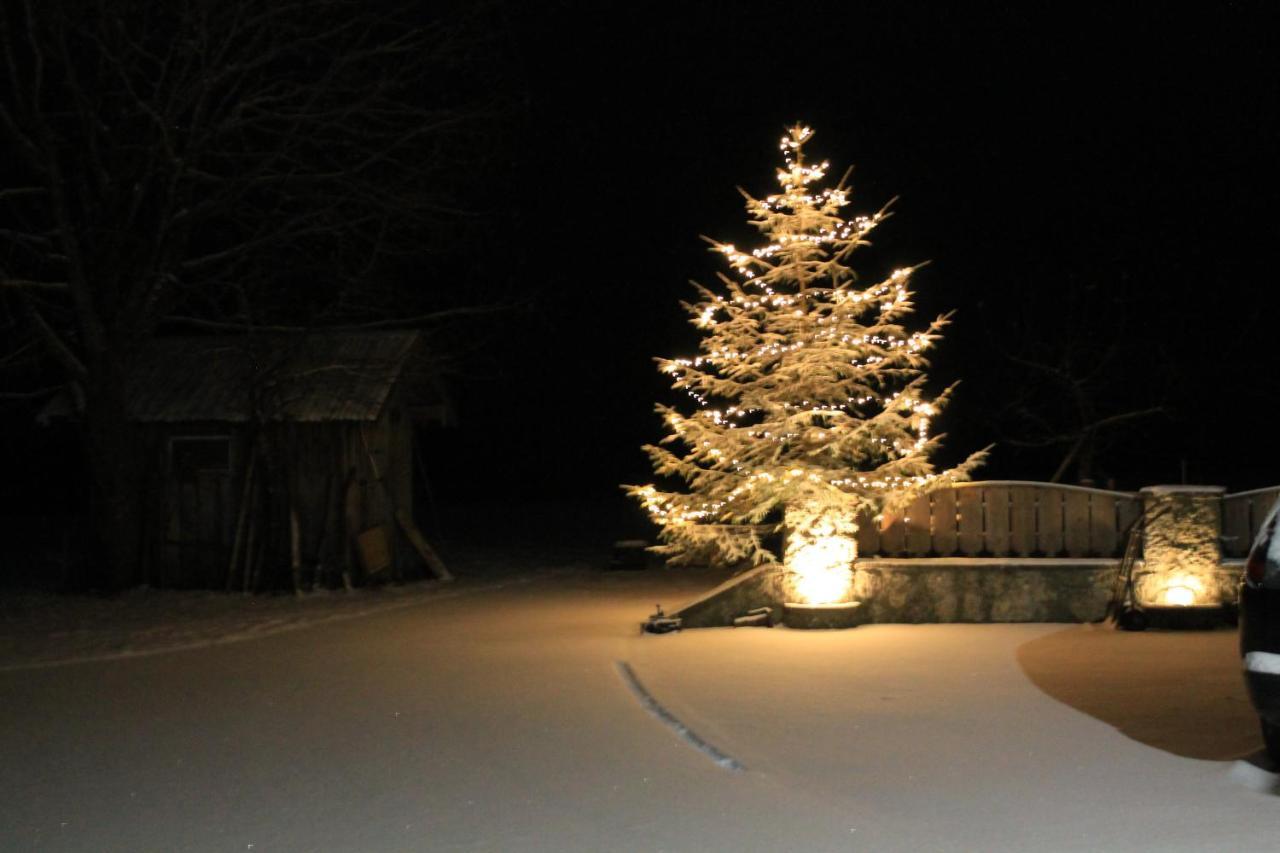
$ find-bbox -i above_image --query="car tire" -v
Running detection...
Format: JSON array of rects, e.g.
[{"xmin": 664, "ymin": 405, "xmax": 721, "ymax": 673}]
[{"xmin": 1263, "ymin": 719, "xmax": 1280, "ymax": 765}]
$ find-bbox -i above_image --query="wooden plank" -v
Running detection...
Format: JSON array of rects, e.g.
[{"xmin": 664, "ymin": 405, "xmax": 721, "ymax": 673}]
[
  {"xmin": 357, "ymin": 525, "xmax": 392, "ymax": 574},
  {"xmin": 219, "ymin": 473, "xmax": 234, "ymax": 550},
  {"xmin": 855, "ymin": 507, "xmax": 881, "ymax": 557},
  {"xmin": 903, "ymin": 492, "xmax": 933, "ymax": 556},
  {"xmin": 1037, "ymin": 488, "xmax": 1064, "ymax": 557},
  {"xmin": 207, "ymin": 470, "xmax": 229, "ymax": 586},
  {"xmin": 179, "ymin": 479, "xmax": 201, "ymax": 586},
  {"xmin": 1009, "ymin": 486, "xmax": 1037, "ymax": 557},
  {"xmin": 1222, "ymin": 495, "xmax": 1251, "ymax": 558},
  {"xmin": 1063, "ymin": 490, "xmax": 1091, "ymax": 557},
  {"xmin": 880, "ymin": 508, "xmax": 907, "ymax": 557},
  {"xmin": 930, "ymin": 488, "xmax": 958, "ymax": 556},
  {"xmin": 957, "ymin": 487, "xmax": 984, "ymax": 556},
  {"xmin": 1250, "ymin": 490, "xmax": 1280, "ymax": 549},
  {"xmin": 983, "ymin": 485, "xmax": 1011, "ymax": 556},
  {"xmin": 395, "ymin": 510, "xmax": 454, "ymax": 581},
  {"xmin": 1089, "ymin": 493, "xmax": 1118, "ymax": 557},
  {"xmin": 226, "ymin": 451, "xmax": 257, "ymax": 591},
  {"xmin": 1116, "ymin": 497, "xmax": 1141, "ymax": 544}
]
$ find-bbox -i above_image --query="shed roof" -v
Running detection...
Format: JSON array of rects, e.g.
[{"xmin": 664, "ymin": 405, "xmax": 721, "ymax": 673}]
[{"xmin": 124, "ymin": 331, "xmax": 426, "ymax": 423}]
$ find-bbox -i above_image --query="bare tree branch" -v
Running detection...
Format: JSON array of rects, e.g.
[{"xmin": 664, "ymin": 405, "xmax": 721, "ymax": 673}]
[
  {"xmin": 0, "ymin": 0, "xmax": 516, "ymax": 585},
  {"xmin": 0, "ymin": 383, "xmax": 63, "ymax": 400},
  {"xmin": 17, "ymin": 294, "xmax": 86, "ymax": 379},
  {"xmin": 1003, "ymin": 407, "xmax": 1168, "ymax": 448},
  {"xmin": 979, "ymin": 275, "xmax": 1171, "ymax": 483},
  {"xmin": 161, "ymin": 303, "xmax": 521, "ymax": 333},
  {"xmin": 0, "ymin": 278, "xmax": 69, "ymax": 291}
]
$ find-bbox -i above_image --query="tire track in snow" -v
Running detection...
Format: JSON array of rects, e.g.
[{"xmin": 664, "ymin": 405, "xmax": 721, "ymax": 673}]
[{"xmin": 616, "ymin": 660, "xmax": 745, "ymax": 772}]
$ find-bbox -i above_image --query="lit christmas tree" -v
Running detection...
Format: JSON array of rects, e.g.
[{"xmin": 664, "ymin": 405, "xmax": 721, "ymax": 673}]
[{"xmin": 627, "ymin": 125, "xmax": 985, "ymax": 602}]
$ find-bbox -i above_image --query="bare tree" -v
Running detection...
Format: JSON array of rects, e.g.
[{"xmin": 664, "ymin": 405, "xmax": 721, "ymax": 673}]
[
  {"xmin": 980, "ymin": 276, "xmax": 1168, "ymax": 485},
  {"xmin": 0, "ymin": 0, "xmax": 510, "ymax": 587}
]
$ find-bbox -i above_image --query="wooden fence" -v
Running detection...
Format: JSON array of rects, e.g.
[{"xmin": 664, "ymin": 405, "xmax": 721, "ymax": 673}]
[
  {"xmin": 857, "ymin": 481, "xmax": 1143, "ymax": 559},
  {"xmin": 858, "ymin": 481, "xmax": 1280, "ymax": 560},
  {"xmin": 1221, "ymin": 487, "xmax": 1280, "ymax": 558}
]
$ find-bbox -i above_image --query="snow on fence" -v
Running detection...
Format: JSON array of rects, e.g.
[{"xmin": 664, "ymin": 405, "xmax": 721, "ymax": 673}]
[{"xmin": 856, "ymin": 481, "xmax": 1143, "ymax": 559}]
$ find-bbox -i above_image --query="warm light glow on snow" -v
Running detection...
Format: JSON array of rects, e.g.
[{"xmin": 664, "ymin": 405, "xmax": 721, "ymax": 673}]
[
  {"xmin": 1162, "ymin": 576, "xmax": 1203, "ymax": 607},
  {"xmin": 790, "ymin": 536, "xmax": 856, "ymax": 604}
]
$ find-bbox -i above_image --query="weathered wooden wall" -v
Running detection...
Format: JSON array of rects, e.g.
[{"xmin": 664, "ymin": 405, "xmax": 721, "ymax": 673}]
[{"xmin": 142, "ymin": 398, "xmax": 418, "ymax": 590}]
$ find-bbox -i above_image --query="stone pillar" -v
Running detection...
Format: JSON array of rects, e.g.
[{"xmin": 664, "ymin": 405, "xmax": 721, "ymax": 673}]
[{"xmin": 1136, "ymin": 485, "xmax": 1226, "ymax": 607}]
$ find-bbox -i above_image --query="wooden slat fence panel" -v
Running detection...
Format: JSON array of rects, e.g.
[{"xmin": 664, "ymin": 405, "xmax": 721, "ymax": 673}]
[
  {"xmin": 855, "ymin": 506, "xmax": 880, "ymax": 557},
  {"xmin": 984, "ymin": 485, "xmax": 1011, "ymax": 556},
  {"xmin": 1116, "ymin": 497, "xmax": 1142, "ymax": 546},
  {"xmin": 1222, "ymin": 496, "xmax": 1251, "ymax": 558},
  {"xmin": 853, "ymin": 485, "xmax": 1280, "ymax": 560},
  {"xmin": 1222, "ymin": 488, "xmax": 1280, "ymax": 558},
  {"xmin": 849, "ymin": 481, "xmax": 1147, "ymax": 560},
  {"xmin": 1254, "ymin": 490, "xmax": 1280, "ymax": 545},
  {"xmin": 1009, "ymin": 486, "xmax": 1038, "ymax": 557},
  {"xmin": 1063, "ymin": 491, "xmax": 1091, "ymax": 556},
  {"xmin": 957, "ymin": 488, "xmax": 984, "ymax": 556},
  {"xmin": 1246, "ymin": 491, "xmax": 1277, "ymax": 552},
  {"xmin": 1037, "ymin": 488, "xmax": 1064, "ymax": 556},
  {"xmin": 930, "ymin": 488, "xmax": 958, "ymax": 556},
  {"xmin": 880, "ymin": 509, "xmax": 907, "ymax": 556},
  {"xmin": 904, "ymin": 492, "xmax": 932, "ymax": 556},
  {"xmin": 1089, "ymin": 493, "xmax": 1118, "ymax": 557}
]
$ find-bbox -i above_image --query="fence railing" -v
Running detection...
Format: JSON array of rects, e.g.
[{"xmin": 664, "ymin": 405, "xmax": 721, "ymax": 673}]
[
  {"xmin": 1221, "ymin": 487, "xmax": 1280, "ymax": 558},
  {"xmin": 857, "ymin": 481, "xmax": 1143, "ymax": 559}
]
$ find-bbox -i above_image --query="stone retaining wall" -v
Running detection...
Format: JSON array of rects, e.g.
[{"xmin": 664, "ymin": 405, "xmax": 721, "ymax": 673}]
[
  {"xmin": 673, "ymin": 559, "xmax": 1243, "ymax": 628},
  {"xmin": 668, "ymin": 482, "xmax": 1262, "ymax": 628}
]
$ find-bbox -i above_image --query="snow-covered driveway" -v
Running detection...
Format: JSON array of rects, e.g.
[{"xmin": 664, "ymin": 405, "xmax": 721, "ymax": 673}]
[{"xmin": 3, "ymin": 568, "xmax": 1279, "ymax": 852}]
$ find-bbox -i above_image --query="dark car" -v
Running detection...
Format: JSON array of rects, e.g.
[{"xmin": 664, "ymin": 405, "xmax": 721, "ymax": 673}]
[{"xmin": 1240, "ymin": 497, "xmax": 1280, "ymax": 761}]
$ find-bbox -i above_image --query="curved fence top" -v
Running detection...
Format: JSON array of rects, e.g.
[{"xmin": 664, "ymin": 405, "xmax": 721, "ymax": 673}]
[
  {"xmin": 947, "ymin": 480, "xmax": 1140, "ymax": 498},
  {"xmin": 949, "ymin": 480, "xmax": 1280, "ymax": 501},
  {"xmin": 861, "ymin": 480, "xmax": 1140, "ymax": 559},
  {"xmin": 1224, "ymin": 485, "xmax": 1280, "ymax": 500}
]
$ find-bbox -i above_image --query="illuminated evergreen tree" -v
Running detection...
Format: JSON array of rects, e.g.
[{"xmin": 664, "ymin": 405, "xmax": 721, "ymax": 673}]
[{"xmin": 627, "ymin": 125, "xmax": 985, "ymax": 596}]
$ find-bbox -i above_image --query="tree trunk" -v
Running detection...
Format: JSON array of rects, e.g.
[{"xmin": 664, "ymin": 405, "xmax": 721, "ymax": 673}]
[{"xmin": 81, "ymin": 357, "xmax": 144, "ymax": 590}]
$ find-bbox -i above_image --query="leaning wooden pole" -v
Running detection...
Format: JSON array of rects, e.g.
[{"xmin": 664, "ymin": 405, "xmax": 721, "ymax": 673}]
[
  {"xmin": 242, "ymin": 484, "xmax": 259, "ymax": 595},
  {"xmin": 394, "ymin": 510, "xmax": 454, "ymax": 582},
  {"xmin": 358, "ymin": 425, "xmax": 453, "ymax": 582},
  {"xmin": 289, "ymin": 503, "xmax": 303, "ymax": 596},
  {"xmin": 226, "ymin": 450, "xmax": 257, "ymax": 591}
]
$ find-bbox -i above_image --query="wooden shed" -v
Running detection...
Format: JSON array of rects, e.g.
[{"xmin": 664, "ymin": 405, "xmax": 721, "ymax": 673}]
[{"xmin": 120, "ymin": 331, "xmax": 451, "ymax": 590}]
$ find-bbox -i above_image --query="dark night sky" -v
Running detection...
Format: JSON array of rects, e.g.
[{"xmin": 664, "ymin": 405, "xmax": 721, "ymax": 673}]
[
  {"xmin": 4, "ymin": 2, "xmax": 1279, "ymax": 531},
  {"xmin": 426, "ymin": 1, "xmax": 1280, "ymax": 517}
]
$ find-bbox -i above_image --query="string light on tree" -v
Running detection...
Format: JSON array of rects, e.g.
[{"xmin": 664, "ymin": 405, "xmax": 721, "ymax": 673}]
[{"xmin": 625, "ymin": 125, "xmax": 986, "ymax": 599}]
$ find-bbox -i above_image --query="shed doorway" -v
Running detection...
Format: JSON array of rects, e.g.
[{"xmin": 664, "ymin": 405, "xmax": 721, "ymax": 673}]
[{"xmin": 163, "ymin": 436, "xmax": 233, "ymax": 587}]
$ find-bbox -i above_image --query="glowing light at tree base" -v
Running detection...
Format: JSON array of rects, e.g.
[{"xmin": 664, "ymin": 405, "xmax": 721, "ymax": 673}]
[
  {"xmin": 787, "ymin": 535, "xmax": 856, "ymax": 605},
  {"xmin": 1161, "ymin": 575, "xmax": 1204, "ymax": 607}
]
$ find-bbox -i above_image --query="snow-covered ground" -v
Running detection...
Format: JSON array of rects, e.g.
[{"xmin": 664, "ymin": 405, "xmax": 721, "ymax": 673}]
[
  {"xmin": 0, "ymin": 577, "xmax": 508, "ymax": 672},
  {"xmin": 2, "ymin": 563, "xmax": 1278, "ymax": 852},
  {"xmin": 0, "ymin": 546, "xmax": 593, "ymax": 671}
]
